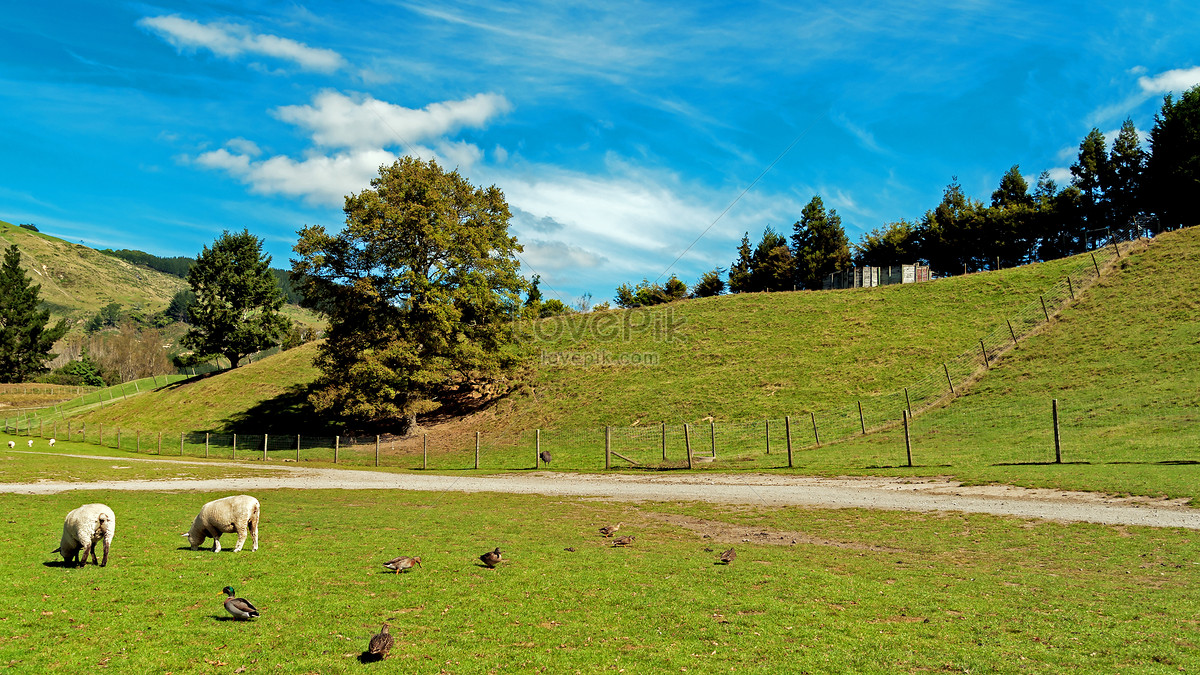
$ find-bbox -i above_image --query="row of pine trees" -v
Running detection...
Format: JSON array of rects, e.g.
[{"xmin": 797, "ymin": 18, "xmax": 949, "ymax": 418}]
[{"xmin": 613, "ymin": 86, "xmax": 1200, "ymax": 306}]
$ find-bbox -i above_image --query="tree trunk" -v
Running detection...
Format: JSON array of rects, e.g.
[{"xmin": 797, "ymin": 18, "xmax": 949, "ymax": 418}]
[
  {"xmin": 226, "ymin": 354, "xmax": 240, "ymax": 369},
  {"xmin": 399, "ymin": 413, "xmax": 419, "ymax": 438}
]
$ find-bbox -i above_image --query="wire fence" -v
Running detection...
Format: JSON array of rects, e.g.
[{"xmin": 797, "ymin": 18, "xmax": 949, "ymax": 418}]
[{"xmin": 4, "ymin": 230, "xmax": 1189, "ymax": 472}]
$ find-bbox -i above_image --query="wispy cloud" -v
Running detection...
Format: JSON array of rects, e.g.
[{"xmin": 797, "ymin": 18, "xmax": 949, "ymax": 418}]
[
  {"xmin": 274, "ymin": 90, "xmax": 510, "ymax": 149},
  {"xmin": 1138, "ymin": 65, "xmax": 1200, "ymax": 94},
  {"xmin": 137, "ymin": 15, "xmax": 346, "ymax": 73}
]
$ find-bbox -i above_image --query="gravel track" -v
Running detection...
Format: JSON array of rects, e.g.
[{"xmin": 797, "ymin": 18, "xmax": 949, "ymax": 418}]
[{"xmin": 4, "ymin": 452, "xmax": 1197, "ymax": 529}]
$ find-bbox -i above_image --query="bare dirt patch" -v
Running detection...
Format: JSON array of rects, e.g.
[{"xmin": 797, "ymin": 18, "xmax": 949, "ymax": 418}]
[{"xmin": 640, "ymin": 512, "xmax": 903, "ymax": 552}]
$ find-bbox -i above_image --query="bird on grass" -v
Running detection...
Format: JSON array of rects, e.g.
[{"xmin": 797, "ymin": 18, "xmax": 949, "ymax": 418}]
[
  {"xmin": 539, "ymin": 450, "xmax": 552, "ymax": 464},
  {"xmin": 479, "ymin": 547, "xmax": 502, "ymax": 568},
  {"xmin": 612, "ymin": 536, "xmax": 635, "ymax": 547},
  {"xmin": 382, "ymin": 555, "xmax": 421, "ymax": 574},
  {"xmin": 720, "ymin": 548, "xmax": 737, "ymax": 565},
  {"xmin": 367, "ymin": 623, "xmax": 394, "ymax": 659},
  {"xmin": 220, "ymin": 586, "xmax": 260, "ymax": 621},
  {"xmin": 599, "ymin": 523, "xmax": 622, "ymax": 538}
]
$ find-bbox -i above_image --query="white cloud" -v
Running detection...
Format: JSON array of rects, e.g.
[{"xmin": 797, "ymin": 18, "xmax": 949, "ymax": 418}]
[
  {"xmin": 1138, "ymin": 66, "xmax": 1200, "ymax": 94},
  {"xmin": 137, "ymin": 15, "xmax": 346, "ymax": 73},
  {"xmin": 274, "ymin": 91, "xmax": 510, "ymax": 149},
  {"xmin": 1046, "ymin": 167, "xmax": 1072, "ymax": 184},
  {"xmin": 520, "ymin": 239, "xmax": 609, "ymax": 271},
  {"xmin": 193, "ymin": 91, "xmax": 510, "ymax": 205}
]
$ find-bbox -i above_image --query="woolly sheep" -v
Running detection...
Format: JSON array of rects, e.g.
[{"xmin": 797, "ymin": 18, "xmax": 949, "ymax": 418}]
[
  {"xmin": 53, "ymin": 503, "xmax": 116, "ymax": 567},
  {"xmin": 26, "ymin": 440, "xmax": 32, "ymax": 447},
  {"xmin": 182, "ymin": 495, "xmax": 260, "ymax": 553},
  {"xmin": 6, "ymin": 441, "xmax": 13, "ymax": 449},
  {"xmin": 48, "ymin": 438, "xmax": 56, "ymax": 446}
]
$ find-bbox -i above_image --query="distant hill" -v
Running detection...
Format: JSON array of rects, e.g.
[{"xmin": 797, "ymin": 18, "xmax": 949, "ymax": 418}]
[{"xmin": 0, "ymin": 219, "xmax": 188, "ymax": 330}]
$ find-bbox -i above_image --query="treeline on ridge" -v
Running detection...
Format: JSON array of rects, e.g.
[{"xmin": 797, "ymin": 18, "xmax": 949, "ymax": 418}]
[{"xmin": 101, "ymin": 248, "xmax": 303, "ymax": 304}]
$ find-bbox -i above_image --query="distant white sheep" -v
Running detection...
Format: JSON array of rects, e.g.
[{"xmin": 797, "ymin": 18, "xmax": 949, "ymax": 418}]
[
  {"xmin": 6, "ymin": 441, "xmax": 13, "ymax": 449},
  {"xmin": 48, "ymin": 438, "xmax": 56, "ymax": 446},
  {"xmin": 182, "ymin": 495, "xmax": 260, "ymax": 553},
  {"xmin": 53, "ymin": 503, "xmax": 116, "ymax": 567},
  {"xmin": 26, "ymin": 440, "xmax": 32, "ymax": 447}
]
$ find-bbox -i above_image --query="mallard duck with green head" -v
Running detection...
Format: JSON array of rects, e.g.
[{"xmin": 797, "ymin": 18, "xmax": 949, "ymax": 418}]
[{"xmin": 220, "ymin": 585, "xmax": 260, "ymax": 620}]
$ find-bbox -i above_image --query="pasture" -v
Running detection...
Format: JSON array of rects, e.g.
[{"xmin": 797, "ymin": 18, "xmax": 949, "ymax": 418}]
[{"xmin": 0, "ymin": 452, "xmax": 1197, "ymax": 673}]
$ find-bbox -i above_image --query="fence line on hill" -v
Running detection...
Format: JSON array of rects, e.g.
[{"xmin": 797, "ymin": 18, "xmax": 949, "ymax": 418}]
[{"xmin": 0, "ymin": 230, "xmax": 1163, "ymax": 471}]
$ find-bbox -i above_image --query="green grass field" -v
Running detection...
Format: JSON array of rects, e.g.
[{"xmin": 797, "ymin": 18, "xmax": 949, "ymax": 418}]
[{"xmin": 0, "ymin": 475, "xmax": 1197, "ymax": 673}]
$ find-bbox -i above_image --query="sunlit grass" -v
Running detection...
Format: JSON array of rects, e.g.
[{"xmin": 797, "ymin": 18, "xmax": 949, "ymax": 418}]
[{"xmin": 1, "ymin": 482, "xmax": 1197, "ymax": 673}]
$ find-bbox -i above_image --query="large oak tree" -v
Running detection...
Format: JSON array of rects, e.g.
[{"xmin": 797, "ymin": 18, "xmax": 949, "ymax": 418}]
[{"xmin": 292, "ymin": 157, "xmax": 526, "ymax": 433}]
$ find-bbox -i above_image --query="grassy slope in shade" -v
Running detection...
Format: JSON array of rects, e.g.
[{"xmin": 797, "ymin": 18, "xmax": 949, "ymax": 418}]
[
  {"xmin": 71, "ymin": 341, "xmax": 322, "ymax": 433},
  {"xmin": 816, "ymin": 226, "xmax": 1200, "ymax": 498},
  {"xmin": 0, "ymin": 486, "xmax": 1196, "ymax": 673},
  {"xmin": 0, "ymin": 219, "xmax": 187, "ymax": 324}
]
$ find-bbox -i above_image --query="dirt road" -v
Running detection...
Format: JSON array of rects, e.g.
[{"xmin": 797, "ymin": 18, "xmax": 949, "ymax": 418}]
[{"xmin": 4, "ymin": 453, "xmax": 1197, "ymax": 529}]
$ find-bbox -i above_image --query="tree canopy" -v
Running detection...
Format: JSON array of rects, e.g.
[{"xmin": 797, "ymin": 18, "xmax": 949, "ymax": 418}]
[
  {"xmin": 1146, "ymin": 84, "xmax": 1200, "ymax": 230},
  {"xmin": 0, "ymin": 244, "xmax": 68, "ymax": 382},
  {"xmin": 182, "ymin": 230, "xmax": 289, "ymax": 369},
  {"xmin": 292, "ymin": 156, "xmax": 526, "ymax": 433},
  {"xmin": 791, "ymin": 196, "xmax": 851, "ymax": 289}
]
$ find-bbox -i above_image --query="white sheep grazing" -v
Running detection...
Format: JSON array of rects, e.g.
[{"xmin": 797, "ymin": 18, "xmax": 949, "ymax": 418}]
[
  {"xmin": 48, "ymin": 438, "xmax": 56, "ymax": 446},
  {"xmin": 53, "ymin": 503, "xmax": 116, "ymax": 567},
  {"xmin": 26, "ymin": 440, "xmax": 33, "ymax": 447},
  {"xmin": 6, "ymin": 441, "xmax": 13, "ymax": 449},
  {"xmin": 182, "ymin": 495, "xmax": 260, "ymax": 553}
]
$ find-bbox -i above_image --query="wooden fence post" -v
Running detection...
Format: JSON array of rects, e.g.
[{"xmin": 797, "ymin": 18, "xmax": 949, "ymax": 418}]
[
  {"xmin": 1007, "ymin": 319, "xmax": 1017, "ymax": 346},
  {"xmin": 296, "ymin": 435, "xmax": 300, "ymax": 462},
  {"xmin": 334, "ymin": 436, "xmax": 339, "ymax": 464},
  {"xmin": 1111, "ymin": 240, "xmax": 1121, "ymax": 258},
  {"xmin": 944, "ymin": 363, "xmax": 955, "ymax": 395},
  {"xmin": 1067, "ymin": 277, "xmax": 1075, "ymax": 300},
  {"xmin": 904, "ymin": 387, "xmax": 912, "ymax": 416},
  {"xmin": 784, "ymin": 416, "xmax": 793, "ymax": 468},
  {"xmin": 1091, "ymin": 253, "xmax": 1101, "ymax": 276},
  {"xmin": 857, "ymin": 401, "xmax": 866, "ymax": 434},
  {"xmin": 117, "ymin": 428, "xmax": 121, "ymax": 450},
  {"xmin": 810, "ymin": 411, "xmax": 820, "ymax": 447},
  {"xmin": 1053, "ymin": 399, "xmax": 1061, "ymax": 464},
  {"xmin": 232, "ymin": 433, "xmax": 237, "ymax": 460},
  {"xmin": 205, "ymin": 432, "xmax": 209, "ymax": 459},
  {"xmin": 1040, "ymin": 295, "xmax": 1050, "ymax": 322},
  {"xmin": 375, "ymin": 435, "xmax": 380, "ymax": 467},
  {"xmin": 423, "ymin": 434, "xmax": 428, "ymax": 470},
  {"xmin": 980, "ymin": 339, "xmax": 989, "ymax": 369},
  {"xmin": 181, "ymin": 432, "xmax": 184, "ymax": 456},
  {"xmin": 661, "ymin": 422, "xmax": 666, "ymax": 461},
  {"xmin": 604, "ymin": 426, "xmax": 611, "ymax": 470},
  {"xmin": 157, "ymin": 431, "xmax": 162, "ymax": 455},
  {"xmin": 264, "ymin": 434, "xmax": 269, "ymax": 461},
  {"xmin": 136, "ymin": 430, "xmax": 140, "ymax": 453},
  {"xmin": 765, "ymin": 419, "xmax": 771, "ymax": 455},
  {"xmin": 710, "ymin": 421, "xmax": 716, "ymax": 458},
  {"xmin": 535, "ymin": 429, "xmax": 541, "ymax": 468},
  {"xmin": 475, "ymin": 431, "xmax": 480, "ymax": 469},
  {"xmin": 683, "ymin": 424, "xmax": 692, "ymax": 469},
  {"xmin": 903, "ymin": 410, "xmax": 912, "ymax": 467}
]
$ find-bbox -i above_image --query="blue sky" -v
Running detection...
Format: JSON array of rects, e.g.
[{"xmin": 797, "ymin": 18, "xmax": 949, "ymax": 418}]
[{"xmin": 2, "ymin": 1, "xmax": 1198, "ymax": 306}]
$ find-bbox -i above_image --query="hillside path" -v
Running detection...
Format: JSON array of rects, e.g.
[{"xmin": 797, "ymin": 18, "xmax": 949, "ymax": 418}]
[{"xmin": 4, "ymin": 452, "xmax": 1197, "ymax": 529}]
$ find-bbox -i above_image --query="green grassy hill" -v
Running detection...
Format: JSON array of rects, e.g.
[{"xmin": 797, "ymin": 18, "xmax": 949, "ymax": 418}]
[
  {"xmin": 0, "ymin": 219, "xmax": 187, "ymax": 328},
  {"xmin": 53, "ymin": 232, "xmax": 1130, "ymax": 440}
]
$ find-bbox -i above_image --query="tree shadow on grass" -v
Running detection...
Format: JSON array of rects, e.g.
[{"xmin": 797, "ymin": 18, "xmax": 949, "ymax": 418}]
[
  {"xmin": 221, "ymin": 383, "xmax": 340, "ymax": 435},
  {"xmin": 1106, "ymin": 460, "xmax": 1200, "ymax": 466},
  {"xmin": 993, "ymin": 461, "xmax": 1092, "ymax": 466}
]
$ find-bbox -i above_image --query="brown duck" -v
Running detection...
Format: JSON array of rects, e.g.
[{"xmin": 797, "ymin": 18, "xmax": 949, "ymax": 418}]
[
  {"xmin": 383, "ymin": 555, "xmax": 421, "ymax": 574},
  {"xmin": 612, "ymin": 536, "xmax": 634, "ymax": 547},
  {"xmin": 719, "ymin": 547, "xmax": 736, "ymax": 564},
  {"xmin": 598, "ymin": 523, "xmax": 622, "ymax": 537},
  {"xmin": 479, "ymin": 547, "xmax": 502, "ymax": 568},
  {"xmin": 368, "ymin": 622, "xmax": 394, "ymax": 659}
]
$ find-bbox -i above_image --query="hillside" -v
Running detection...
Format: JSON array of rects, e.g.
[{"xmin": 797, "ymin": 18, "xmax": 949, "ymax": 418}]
[
  {"xmin": 57, "ymin": 236, "xmax": 1129, "ymax": 440},
  {"xmin": 0, "ymin": 219, "xmax": 187, "ymax": 328},
  {"xmin": 821, "ymin": 225, "xmax": 1200, "ymax": 497}
]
